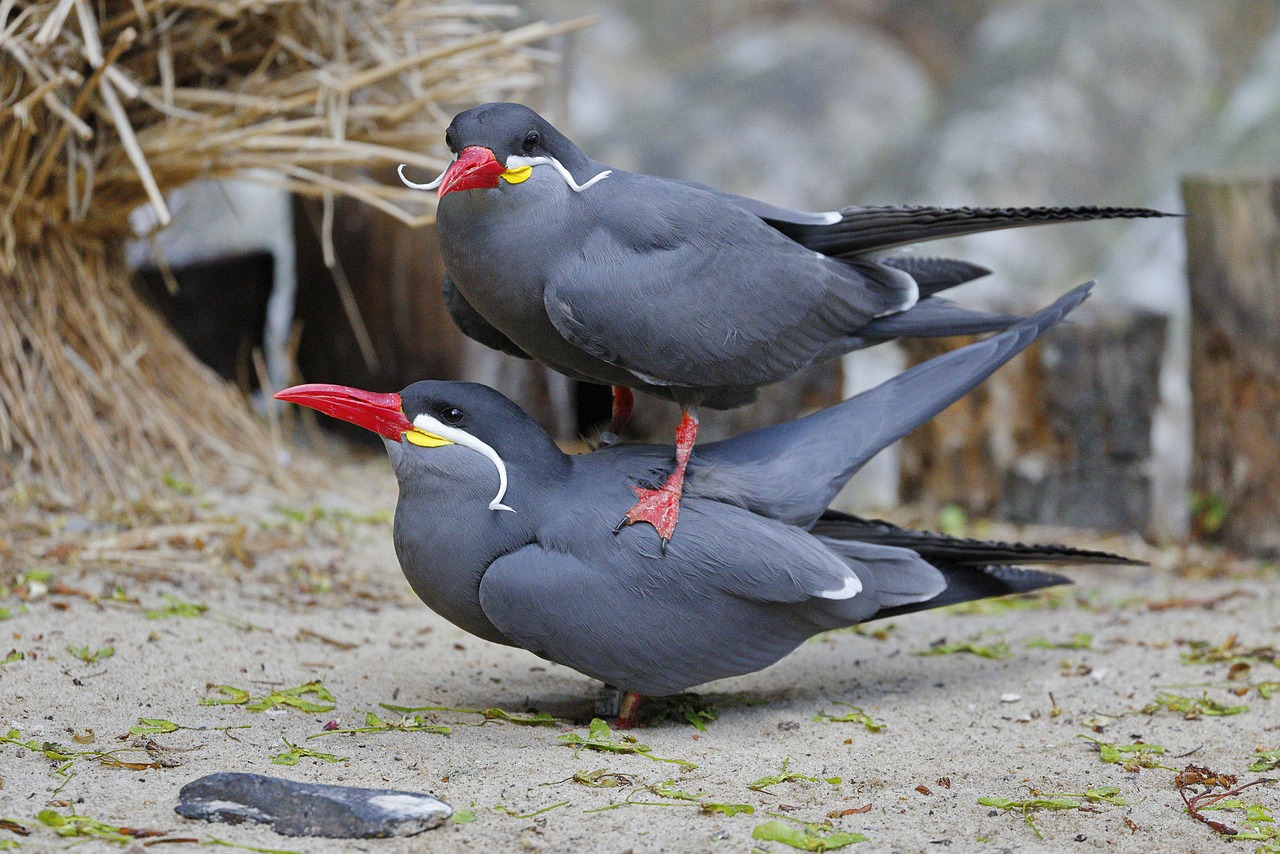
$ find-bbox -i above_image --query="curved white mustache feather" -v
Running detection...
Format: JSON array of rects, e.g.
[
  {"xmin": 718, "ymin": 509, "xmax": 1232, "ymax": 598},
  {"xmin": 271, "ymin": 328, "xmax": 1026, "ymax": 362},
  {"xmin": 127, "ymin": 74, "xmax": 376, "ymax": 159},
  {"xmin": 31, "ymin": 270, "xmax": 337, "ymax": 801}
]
[
  {"xmin": 412, "ymin": 414, "xmax": 515, "ymax": 513},
  {"xmin": 396, "ymin": 156, "xmax": 611, "ymax": 194},
  {"xmin": 397, "ymin": 163, "xmax": 444, "ymax": 191},
  {"xmin": 503, "ymin": 155, "xmax": 611, "ymax": 192}
]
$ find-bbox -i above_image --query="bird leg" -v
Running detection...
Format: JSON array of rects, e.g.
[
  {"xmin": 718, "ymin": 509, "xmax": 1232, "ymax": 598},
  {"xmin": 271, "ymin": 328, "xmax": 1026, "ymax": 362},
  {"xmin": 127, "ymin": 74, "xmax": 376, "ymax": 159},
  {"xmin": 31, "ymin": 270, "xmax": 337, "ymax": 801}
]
[
  {"xmin": 598, "ymin": 385, "xmax": 634, "ymax": 448},
  {"xmin": 615, "ymin": 691, "xmax": 644, "ymax": 729},
  {"xmin": 596, "ymin": 685, "xmax": 644, "ymax": 729},
  {"xmin": 619, "ymin": 408, "xmax": 698, "ymax": 548}
]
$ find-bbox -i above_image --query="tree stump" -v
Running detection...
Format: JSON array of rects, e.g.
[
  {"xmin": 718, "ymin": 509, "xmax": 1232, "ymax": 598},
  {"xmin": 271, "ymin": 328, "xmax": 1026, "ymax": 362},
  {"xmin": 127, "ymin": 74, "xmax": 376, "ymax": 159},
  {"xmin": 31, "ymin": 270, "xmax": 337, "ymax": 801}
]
[
  {"xmin": 1184, "ymin": 176, "xmax": 1280, "ymax": 557},
  {"xmin": 900, "ymin": 301, "xmax": 1167, "ymax": 534}
]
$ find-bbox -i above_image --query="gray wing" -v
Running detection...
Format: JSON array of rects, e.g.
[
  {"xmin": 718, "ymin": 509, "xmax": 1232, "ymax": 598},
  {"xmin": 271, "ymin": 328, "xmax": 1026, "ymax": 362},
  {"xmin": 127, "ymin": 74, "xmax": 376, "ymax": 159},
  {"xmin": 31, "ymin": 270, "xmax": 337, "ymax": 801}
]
[
  {"xmin": 442, "ymin": 271, "xmax": 531, "ymax": 360},
  {"xmin": 543, "ymin": 176, "xmax": 914, "ymax": 391},
  {"xmin": 477, "ymin": 501, "xmax": 930, "ymax": 696},
  {"xmin": 687, "ymin": 282, "xmax": 1093, "ymax": 528}
]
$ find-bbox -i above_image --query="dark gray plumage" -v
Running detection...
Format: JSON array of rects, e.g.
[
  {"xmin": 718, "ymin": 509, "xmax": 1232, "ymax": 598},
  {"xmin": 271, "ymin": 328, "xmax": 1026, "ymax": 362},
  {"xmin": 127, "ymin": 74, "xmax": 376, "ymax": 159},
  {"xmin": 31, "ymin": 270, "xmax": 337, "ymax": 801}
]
[
  {"xmin": 418, "ymin": 102, "xmax": 1170, "ymax": 544},
  {"xmin": 423, "ymin": 102, "xmax": 1169, "ymax": 410},
  {"xmin": 277, "ymin": 283, "xmax": 1136, "ymax": 698}
]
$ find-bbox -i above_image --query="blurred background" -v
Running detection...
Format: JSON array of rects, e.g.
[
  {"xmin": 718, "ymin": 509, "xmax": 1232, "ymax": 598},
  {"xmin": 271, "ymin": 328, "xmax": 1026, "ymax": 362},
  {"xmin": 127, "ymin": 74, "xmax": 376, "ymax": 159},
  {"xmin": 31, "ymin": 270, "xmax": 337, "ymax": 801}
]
[{"xmin": 127, "ymin": 0, "xmax": 1280, "ymax": 545}]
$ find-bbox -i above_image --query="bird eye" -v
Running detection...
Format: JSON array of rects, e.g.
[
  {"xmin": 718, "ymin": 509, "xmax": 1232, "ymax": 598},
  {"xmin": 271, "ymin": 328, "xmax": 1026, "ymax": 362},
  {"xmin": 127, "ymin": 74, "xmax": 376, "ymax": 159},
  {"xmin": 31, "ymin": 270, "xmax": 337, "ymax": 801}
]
[
  {"xmin": 439, "ymin": 406, "xmax": 464, "ymax": 426},
  {"xmin": 444, "ymin": 129, "xmax": 456, "ymax": 152},
  {"xmin": 522, "ymin": 130, "xmax": 540, "ymax": 153}
]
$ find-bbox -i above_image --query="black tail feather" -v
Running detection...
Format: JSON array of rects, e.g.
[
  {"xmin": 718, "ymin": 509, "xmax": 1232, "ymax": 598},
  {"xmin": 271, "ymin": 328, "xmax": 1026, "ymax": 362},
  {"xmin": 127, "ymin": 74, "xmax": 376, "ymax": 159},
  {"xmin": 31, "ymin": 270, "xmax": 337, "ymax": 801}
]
[
  {"xmin": 872, "ymin": 564, "xmax": 1071, "ymax": 620},
  {"xmin": 777, "ymin": 204, "xmax": 1175, "ymax": 257},
  {"xmin": 811, "ymin": 510, "xmax": 1144, "ymax": 567},
  {"xmin": 881, "ymin": 256, "xmax": 991, "ymax": 298}
]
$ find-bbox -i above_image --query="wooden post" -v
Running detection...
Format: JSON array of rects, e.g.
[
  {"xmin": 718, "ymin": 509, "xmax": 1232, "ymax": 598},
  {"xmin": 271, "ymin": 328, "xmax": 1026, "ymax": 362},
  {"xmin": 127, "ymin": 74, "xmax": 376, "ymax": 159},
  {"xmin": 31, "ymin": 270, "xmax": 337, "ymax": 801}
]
[
  {"xmin": 1184, "ymin": 176, "xmax": 1280, "ymax": 557},
  {"xmin": 900, "ymin": 301, "xmax": 1167, "ymax": 534}
]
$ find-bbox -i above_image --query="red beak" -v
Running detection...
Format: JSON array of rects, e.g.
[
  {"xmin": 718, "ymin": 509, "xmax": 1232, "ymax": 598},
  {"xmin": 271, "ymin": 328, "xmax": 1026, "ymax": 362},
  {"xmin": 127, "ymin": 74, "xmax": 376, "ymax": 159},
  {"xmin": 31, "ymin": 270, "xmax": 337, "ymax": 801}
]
[
  {"xmin": 437, "ymin": 146, "xmax": 506, "ymax": 198},
  {"xmin": 274, "ymin": 383, "xmax": 413, "ymax": 441}
]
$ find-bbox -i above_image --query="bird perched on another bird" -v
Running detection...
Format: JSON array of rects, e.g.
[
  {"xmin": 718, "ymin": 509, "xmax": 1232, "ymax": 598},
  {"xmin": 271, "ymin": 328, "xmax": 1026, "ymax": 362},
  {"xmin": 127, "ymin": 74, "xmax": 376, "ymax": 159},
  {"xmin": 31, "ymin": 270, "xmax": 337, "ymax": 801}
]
[
  {"xmin": 402, "ymin": 101, "xmax": 1170, "ymax": 545},
  {"xmin": 277, "ymin": 282, "xmax": 1135, "ymax": 725}
]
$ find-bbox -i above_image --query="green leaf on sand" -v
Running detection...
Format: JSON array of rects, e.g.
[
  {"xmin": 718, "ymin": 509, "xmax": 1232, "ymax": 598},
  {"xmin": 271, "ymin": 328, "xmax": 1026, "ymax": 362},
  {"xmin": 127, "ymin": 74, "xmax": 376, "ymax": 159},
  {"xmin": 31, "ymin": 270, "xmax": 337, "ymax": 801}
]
[
  {"xmin": 379, "ymin": 702, "xmax": 559, "ymax": 727},
  {"xmin": 752, "ymin": 818, "xmax": 866, "ymax": 850},
  {"xmin": 1078, "ymin": 734, "xmax": 1171, "ymax": 771},
  {"xmin": 749, "ymin": 758, "xmax": 820, "ymax": 791},
  {"xmin": 145, "ymin": 594, "xmax": 208, "ymax": 619},
  {"xmin": 66, "ymin": 644, "xmax": 114, "ymax": 663},
  {"xmin": 917, "ymin": 639, "xmax": 1013, "ymax": 660},
  {"xmin": 310, "ymin": 710, "xmax": 450, "ymax": 737},
  {"xmin": 271, "ymin": 737, "xmax": 348, "ymax": 766},
  {"xmin": 979, "ymin": 787, "xmax": 1125, "ymax": 839},
  {"xmin": 1027, "ymin": 633, "xmax": 1092, "ymax": 650},
  {"xmin": 1250, "ymin": 748, "xmax": 1280, "ymax": 772},
  {"xmin": 812, "ymin": 702, "xmax": 885, "ymax": 732},
  {"xmin": 1141, "ymin": 691, "xmax": 1248, "ymax": 718},
  {"xmin": 201, "ymin": 681, "xmax": 335, "ymax": 713},
  {"xmin": 557, "ymin": 718, "xmax": 696, "ymax": 768}
]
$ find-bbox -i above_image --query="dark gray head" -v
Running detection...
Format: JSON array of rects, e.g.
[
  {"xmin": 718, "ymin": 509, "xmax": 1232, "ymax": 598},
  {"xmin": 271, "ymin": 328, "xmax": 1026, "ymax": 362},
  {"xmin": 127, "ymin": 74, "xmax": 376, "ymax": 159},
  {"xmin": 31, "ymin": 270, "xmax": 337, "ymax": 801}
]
[
  {"xmin": 273, "ymin": 379, "xmax": 567, "ymax": 516},
  {"xmin": 445, "ymin": 103, "xmax": 587, "ymax": 170},
  {"xmin": 432, "ymin": 103, "xmax": 602, "ymax": 197},
  {"xmin": 385, "ymin": 381, "xmax": 567, "ymax": 511}
]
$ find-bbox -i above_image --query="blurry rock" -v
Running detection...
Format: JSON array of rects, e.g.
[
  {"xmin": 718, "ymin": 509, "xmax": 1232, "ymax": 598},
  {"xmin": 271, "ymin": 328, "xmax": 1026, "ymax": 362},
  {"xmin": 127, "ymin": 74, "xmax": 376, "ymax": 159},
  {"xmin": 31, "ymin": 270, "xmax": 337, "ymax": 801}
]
[
  {"xmin": 898, "ymin": 0, "xmax": 1277, "ymax": 301},
  {"xmin": 562, "ymin": 7, "xmax": 937, "ymax": 208},
  {"xmin": 176, "ymin": 772, "xmax": 451, "ymax": 838}
]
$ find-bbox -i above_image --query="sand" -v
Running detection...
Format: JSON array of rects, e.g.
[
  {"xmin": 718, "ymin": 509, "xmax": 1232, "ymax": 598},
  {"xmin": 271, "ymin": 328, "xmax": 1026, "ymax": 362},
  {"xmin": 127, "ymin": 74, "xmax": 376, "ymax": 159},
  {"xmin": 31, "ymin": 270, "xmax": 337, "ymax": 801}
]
[{"xmin": 1, "ymin": 460, "xmax": 1277, "ymax": 853}]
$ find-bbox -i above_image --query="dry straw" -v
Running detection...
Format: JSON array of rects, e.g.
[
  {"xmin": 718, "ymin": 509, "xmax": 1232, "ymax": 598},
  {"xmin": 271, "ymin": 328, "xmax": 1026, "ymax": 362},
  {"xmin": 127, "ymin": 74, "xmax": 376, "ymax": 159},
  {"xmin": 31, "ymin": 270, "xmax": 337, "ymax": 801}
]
[{"xmin": 0, "ymin": 0, "xmax": 581, "ymax": 507}]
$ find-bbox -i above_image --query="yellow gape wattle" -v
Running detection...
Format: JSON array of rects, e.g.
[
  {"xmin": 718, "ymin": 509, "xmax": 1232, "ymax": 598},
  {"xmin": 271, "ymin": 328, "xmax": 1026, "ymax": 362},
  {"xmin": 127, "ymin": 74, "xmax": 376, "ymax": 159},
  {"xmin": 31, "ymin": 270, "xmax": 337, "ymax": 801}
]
[
  {"xmin": 404, "ymin": 430, "xmax": 453, "ymax": 448},
  {"xmin": 501, "ymin": 165, "xmax": 533, "ymax": 185}
]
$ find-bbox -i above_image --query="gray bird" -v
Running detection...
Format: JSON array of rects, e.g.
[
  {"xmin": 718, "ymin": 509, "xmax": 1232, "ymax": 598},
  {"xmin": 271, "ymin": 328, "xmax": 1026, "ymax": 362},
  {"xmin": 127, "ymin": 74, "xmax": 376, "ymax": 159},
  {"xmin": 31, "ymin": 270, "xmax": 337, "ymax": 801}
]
[
  {"xmin": 277, "ymin": 282, "xmax": 1133, "ymax": 724},
  {"xmin": 401, "ymin": 101, "xmax": 1170, "ymax": 544}
]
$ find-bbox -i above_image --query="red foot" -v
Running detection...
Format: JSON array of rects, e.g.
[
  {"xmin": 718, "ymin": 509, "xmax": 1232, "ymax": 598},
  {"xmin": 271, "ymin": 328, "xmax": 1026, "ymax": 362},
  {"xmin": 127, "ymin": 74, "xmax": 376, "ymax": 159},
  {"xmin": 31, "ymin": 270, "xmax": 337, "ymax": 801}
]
[
  {"xmin": 623, "ymin": 484, "xmax": 683, "ymax": 544},
  {"xmin": 615, "ymin": 692, "xmax": 644, "ymax": 729},
  {"xmin": 619, "ymin": 409, "xmax": 698, "ymax": 547}
]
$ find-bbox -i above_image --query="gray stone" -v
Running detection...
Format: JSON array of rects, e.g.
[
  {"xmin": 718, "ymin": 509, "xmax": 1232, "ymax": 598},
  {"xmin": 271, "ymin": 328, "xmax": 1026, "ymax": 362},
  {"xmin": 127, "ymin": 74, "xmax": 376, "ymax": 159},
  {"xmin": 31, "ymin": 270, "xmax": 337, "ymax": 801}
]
[{"xmin": 175, "ymin": 772, "xmax": 452, "ymax": 838}]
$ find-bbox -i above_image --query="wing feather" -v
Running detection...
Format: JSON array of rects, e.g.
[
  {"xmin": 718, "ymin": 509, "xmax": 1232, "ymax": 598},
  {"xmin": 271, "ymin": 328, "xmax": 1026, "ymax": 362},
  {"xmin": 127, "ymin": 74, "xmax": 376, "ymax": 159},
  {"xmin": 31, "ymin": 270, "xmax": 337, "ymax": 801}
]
[{"xmin": 543, "ymin": 176, "xmax": 911, "ymax": 390}]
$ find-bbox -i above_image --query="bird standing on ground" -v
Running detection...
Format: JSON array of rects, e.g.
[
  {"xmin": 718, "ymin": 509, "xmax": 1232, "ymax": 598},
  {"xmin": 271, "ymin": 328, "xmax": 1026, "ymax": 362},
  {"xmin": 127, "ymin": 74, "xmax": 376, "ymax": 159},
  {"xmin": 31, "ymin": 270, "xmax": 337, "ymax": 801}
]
[
  {"xmin": 404, "ymin": 102, "xmax": 1169, "ymax": 545},
  {"xmin": 277, "ymin": 283, "xmax": 1135, "ymax": 726}
]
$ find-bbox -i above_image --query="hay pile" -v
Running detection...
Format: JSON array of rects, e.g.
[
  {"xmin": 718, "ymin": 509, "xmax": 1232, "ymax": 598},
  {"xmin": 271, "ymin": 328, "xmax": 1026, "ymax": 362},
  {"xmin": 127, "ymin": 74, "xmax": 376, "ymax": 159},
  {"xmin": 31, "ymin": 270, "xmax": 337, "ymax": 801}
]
[{"xmin": 0, "ymin": 0, "xmax": 570, "ymax": 507}]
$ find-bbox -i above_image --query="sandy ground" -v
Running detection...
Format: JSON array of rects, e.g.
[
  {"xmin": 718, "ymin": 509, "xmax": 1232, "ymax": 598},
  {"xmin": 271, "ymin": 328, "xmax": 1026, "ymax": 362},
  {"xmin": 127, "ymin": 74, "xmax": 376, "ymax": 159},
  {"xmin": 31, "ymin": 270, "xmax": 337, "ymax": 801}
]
[{"xmin": 1, "ymin": 458, "xmax": 1278, "ymax": 854}]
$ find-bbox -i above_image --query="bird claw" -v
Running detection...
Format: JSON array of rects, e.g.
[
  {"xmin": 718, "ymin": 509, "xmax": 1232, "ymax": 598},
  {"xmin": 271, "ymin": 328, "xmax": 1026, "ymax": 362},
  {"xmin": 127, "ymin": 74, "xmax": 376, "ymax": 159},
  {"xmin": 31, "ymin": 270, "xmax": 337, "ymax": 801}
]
[
  {"xmin": 620, "ymin": 484, "xmax": 682, "ymax": 549},
  {"xmin": 598, "ymin": 430, "xmax": 619, "ymax": 448}
]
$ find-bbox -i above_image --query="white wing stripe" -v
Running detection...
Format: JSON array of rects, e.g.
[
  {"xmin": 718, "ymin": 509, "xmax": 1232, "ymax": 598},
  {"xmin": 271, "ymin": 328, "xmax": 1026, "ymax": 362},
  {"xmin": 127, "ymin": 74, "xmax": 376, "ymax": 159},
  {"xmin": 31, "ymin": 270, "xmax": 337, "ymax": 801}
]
[{"xmin": 818, "ymin": 575, "xmax": 862, "ymax": 600}]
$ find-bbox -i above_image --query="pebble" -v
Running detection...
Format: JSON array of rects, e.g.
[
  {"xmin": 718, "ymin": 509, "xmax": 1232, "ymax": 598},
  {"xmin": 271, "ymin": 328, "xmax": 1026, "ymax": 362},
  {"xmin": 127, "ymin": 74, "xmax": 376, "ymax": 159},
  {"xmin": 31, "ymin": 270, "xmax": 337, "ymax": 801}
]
[{"xmin": 175, "ymin": 772, "xmax": 452, "ymax": 838}]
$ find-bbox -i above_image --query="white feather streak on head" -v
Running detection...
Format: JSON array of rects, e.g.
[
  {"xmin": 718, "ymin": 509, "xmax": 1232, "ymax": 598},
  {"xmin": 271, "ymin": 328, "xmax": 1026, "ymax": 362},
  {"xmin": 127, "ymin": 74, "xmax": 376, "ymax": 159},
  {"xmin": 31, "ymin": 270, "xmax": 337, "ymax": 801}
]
[
  {"xmin": 819, "ymin": 211, "xmax": 842, "ymax": 224},
  {"xmin": 504, "ymin": 155, "xmax": 611, "ymax": 193},
  {"xmin": 819, "ymin": 574, "xmax": 862, "ymax": 600},
  {"xmin": 411, "ymin": 413, "xmax": 515, "ymax": 513},
  {"xmin": 397, "ymin": 163, "xmax": 446, "ymax": 191}
]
